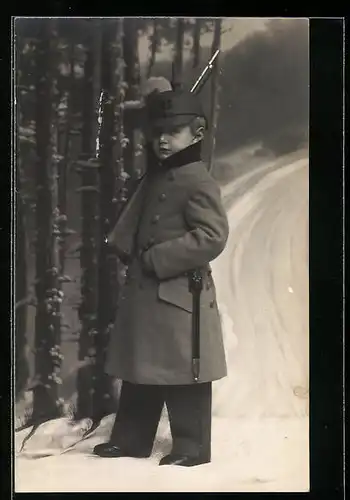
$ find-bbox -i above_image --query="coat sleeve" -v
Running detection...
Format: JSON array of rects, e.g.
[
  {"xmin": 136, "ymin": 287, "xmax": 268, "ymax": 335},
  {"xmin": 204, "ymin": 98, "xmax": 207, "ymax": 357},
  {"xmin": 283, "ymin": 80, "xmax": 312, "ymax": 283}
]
[{"xmin": 142, "ymin": 179, "xmax": 229, "ymax": 280}]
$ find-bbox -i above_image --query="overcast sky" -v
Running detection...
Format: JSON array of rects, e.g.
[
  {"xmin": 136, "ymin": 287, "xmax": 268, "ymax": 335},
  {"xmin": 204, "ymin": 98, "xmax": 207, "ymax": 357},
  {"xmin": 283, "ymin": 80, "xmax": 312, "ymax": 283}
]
[{"xmin": 138, "ymin": 18, "xmax": 272, "ymax": 64}]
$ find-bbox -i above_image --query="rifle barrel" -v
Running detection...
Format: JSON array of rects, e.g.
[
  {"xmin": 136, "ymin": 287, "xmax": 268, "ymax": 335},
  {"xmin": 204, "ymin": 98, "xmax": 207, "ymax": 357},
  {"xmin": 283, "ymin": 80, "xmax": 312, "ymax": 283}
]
[{"xmin": 190, "ymin": 49, "xmax": 220, "ymax": 94}]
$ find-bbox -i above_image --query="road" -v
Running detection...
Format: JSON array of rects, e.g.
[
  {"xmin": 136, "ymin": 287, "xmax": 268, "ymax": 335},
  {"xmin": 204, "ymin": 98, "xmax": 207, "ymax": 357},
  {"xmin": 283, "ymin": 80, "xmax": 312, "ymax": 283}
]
[{"xmin": 212, "ymin": 150, "xmax": 309, "ymax": 419}]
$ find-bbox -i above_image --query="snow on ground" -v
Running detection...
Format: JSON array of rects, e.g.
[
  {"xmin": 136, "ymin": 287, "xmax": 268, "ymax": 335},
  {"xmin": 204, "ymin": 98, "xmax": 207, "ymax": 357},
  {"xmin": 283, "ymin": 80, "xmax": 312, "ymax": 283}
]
[
  {"xmin": 15, "ymin": 148, "xmax": 309, "ymax": 492},
  {"xmin": 15, "ymin": 415, "xmax": 308, "ymax": 492}
]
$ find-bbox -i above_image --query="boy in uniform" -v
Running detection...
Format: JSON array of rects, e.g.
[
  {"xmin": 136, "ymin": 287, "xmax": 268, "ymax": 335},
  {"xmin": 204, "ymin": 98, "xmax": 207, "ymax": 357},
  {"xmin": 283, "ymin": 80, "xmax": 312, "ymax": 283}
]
[{"xmin": 94, "ymin": 89, "xmax": 229, "ymax": 466}]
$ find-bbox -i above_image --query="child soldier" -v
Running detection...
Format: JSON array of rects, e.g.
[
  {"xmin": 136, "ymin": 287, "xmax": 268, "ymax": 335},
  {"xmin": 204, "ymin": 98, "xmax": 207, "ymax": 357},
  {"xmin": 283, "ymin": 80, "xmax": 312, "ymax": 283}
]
[{"xmin": 93, "ymin": 89, "xmax": 229, "ymax": 467}]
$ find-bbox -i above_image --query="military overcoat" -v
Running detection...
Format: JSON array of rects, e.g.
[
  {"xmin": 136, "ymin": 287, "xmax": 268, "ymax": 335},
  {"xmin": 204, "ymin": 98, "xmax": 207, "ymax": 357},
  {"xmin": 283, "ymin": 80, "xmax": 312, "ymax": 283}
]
[{"xmin": 105, "ymin": 143, "xmax": 229, "ymax": 385}]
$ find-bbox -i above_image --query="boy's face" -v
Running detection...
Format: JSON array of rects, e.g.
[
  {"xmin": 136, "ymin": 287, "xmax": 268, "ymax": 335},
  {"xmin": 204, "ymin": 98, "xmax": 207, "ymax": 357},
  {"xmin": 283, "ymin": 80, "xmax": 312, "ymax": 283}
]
[{"xmin": 151, "ymin": 123, "xmax": 198, "ymax": 160}]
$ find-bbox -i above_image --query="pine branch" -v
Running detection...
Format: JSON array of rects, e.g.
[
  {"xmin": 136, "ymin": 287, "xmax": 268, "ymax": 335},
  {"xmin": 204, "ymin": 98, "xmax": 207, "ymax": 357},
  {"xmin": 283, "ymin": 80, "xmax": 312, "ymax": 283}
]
[{"xmin": 122, "ymin": 99, "xmax": 143, "ymax": 110}]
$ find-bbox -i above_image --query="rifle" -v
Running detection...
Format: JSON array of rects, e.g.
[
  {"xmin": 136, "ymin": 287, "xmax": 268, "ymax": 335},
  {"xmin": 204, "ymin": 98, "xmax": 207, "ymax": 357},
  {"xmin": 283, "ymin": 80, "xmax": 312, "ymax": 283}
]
[{"xmin": 187, "ymin": 49, "xmax": 220, "ymax": 382}]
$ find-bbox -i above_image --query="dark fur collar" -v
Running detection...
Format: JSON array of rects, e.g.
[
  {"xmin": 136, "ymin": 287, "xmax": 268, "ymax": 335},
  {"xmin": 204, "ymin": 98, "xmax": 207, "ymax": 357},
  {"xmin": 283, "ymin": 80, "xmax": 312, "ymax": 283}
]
[{"xmin": 146, "ymin": 141, "xmax": 202, "ymax": 173}]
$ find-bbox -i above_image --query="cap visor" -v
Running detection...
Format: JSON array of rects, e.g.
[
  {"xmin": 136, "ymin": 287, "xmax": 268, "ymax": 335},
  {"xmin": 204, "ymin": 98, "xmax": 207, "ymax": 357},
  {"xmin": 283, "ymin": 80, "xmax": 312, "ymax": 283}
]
[{"xmin": 152, "ymin": 115, "xmax": 196, "ymax": 129}]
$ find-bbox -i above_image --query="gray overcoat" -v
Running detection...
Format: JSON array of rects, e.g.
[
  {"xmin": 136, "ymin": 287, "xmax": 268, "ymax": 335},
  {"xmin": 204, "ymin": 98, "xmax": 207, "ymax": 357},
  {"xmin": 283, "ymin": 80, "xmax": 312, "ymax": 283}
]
[{"xmin": 105, "ymin": 153, "xmax": 229, "ymax": 385}]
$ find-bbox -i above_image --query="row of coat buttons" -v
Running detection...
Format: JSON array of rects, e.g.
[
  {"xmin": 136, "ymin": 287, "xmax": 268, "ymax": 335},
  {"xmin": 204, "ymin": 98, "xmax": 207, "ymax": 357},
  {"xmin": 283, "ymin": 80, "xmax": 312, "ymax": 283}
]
[
  {"xmin": 142, "ymin": 171, "xmax": 173, "ymax": 251},
  {"xmin": 144, "ymin": 192, "xmax": 167, "ymax": 249}
]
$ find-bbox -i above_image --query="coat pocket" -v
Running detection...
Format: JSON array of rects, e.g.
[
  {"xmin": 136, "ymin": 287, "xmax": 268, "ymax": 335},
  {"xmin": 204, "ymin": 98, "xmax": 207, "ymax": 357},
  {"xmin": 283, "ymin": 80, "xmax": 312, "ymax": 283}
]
[{"xmin": 158, "ymin": 277, "xmax": 193, "ymax": 313}]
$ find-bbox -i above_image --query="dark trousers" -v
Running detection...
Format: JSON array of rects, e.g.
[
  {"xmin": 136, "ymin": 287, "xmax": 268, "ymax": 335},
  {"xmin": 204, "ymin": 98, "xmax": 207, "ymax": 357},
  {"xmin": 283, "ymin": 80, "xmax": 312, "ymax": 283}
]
[{"xmin": 109, "ymin": 381, "xmax": 212, "ymax": 459}]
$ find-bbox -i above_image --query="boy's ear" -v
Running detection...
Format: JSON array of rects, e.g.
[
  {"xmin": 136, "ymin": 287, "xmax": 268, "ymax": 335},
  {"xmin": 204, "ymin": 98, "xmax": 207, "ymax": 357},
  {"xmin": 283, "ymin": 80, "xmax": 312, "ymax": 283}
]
[{"xmin": 192, "ymin": 126, "xmax": 205, "ymax": 144}]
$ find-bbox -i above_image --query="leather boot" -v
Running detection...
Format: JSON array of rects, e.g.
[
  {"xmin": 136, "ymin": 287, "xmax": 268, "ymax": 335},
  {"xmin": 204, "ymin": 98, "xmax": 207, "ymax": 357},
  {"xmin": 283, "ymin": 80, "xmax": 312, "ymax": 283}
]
[{"xmin": 93, "ymin": 442, "xmax": 149, "ymax": 458}]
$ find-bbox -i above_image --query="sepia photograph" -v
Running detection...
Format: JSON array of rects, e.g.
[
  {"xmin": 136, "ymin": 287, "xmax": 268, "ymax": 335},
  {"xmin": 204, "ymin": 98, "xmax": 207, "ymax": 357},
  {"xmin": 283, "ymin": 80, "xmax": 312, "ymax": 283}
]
[{"xmin": 13, "ymin": 16, "xmax": 309, "ymax": 492}]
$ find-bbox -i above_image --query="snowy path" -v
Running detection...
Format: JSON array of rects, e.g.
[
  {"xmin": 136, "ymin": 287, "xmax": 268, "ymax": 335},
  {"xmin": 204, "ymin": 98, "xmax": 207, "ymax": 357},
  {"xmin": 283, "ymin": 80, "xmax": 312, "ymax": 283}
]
[
  {"xmin": 15, "ymin": 415, "xmax": 308, "ymax": 492},
  {"xmin": 15, "ymin": 150, "xmax": 309, "ymax": 492},
  {"xmin": 212, "ymin": 150, "xmax": 309, "ymax": 419}
]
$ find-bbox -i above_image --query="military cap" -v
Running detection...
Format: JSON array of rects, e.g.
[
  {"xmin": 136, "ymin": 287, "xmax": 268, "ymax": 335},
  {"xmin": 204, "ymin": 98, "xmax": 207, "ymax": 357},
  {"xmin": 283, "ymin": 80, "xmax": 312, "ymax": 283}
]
[{"xmin": 146, "ymin": 90, "xmax": 208, "ymax": 129}]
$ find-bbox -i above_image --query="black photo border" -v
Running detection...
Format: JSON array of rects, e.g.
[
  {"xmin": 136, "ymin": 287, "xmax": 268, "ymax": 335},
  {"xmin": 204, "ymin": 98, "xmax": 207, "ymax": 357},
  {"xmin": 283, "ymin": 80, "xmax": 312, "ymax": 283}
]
[{"xmin": 3, "ymin": 11, "xmax": 345, "ymax": 500}]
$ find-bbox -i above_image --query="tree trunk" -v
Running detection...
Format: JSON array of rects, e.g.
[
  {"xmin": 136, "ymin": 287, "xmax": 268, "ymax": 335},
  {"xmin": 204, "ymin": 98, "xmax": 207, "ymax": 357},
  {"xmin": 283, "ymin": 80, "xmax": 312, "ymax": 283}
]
[
  {"xmin": 172, "ymin": 19, "xmax": 185, "ymax": 90},
  {"xmin": 15, "ymin": 154, "xmax": 30, "ymax": 399},
  {"xmin": 123, "ymin": 18, "xmax": 141, "ymax": 182},
  {"xmin": 57, "ymin": 42, "xmax": 75, "ymax": 276},
  {"xmin": 15, "ymin": 37, "xmax": 30, "ymax": 400},
  {"xmin": 208, "ymin": 19, "xmax": 222, "ymax": 173},
  {"xmin": 33, "ymin": 19, "xmax": 63, "ymax": 421},
  {"xmin": 147, "ymin": 19, "xmax": 159, "ymax": 78},
  {"xmin": 192, "ymin": 19, "xmax": 201, "ymax": 68},
  {"xmin": 93, "ymin": 19, "xmax": 124, "ymax": 421},
  {"xmin": 114, "ymin": 20, "xmax": 128, "ymax": 204},
  {"xmin": 75, "ymin": 20, "xmax": 102, "ymax": 420}
]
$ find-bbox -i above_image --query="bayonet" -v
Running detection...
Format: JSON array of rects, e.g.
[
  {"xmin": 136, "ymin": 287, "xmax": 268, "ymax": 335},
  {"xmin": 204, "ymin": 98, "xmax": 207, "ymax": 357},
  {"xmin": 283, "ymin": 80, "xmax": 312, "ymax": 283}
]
[{"xmin": 190, "ymin": 49, "xmax": 220, "ymax": 95}]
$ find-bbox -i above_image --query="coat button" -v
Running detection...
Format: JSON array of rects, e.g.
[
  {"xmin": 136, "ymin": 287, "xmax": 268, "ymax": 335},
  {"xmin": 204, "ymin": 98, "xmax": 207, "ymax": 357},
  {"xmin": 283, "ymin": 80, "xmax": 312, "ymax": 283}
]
[
  {"xmin": 159, "ymin": 193, "xmax": 167, "ymax": 202},
  {"xmin": 167, "ymin": 171, "xmax": 175, "ymax": 181},
  {"xmin": 210, "ymin": 300, "xmax": 215, "ymax": 308},
  {"xmin": 151, "ymin": 214, "xmax": 160, "ymax": 224}
]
